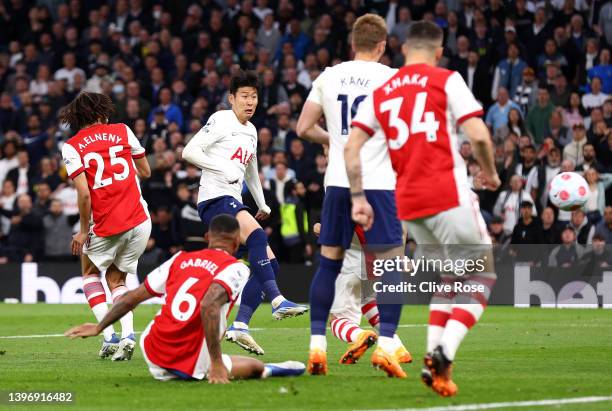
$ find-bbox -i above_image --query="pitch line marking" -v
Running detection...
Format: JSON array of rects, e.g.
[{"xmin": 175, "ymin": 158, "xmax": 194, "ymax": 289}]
[{"xmin": 357, "ymin": 395, "xmax": 612, "ymax": 411}]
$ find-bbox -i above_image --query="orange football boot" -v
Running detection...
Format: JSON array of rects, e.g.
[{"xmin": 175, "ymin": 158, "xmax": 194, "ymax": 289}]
[
  {"xmin": 371, "ymin": 347, "xmax": 407, "ymax": 378},
  {"xmin": 423, "ymin": 347, "xmax": 458, "ymax": 397},
  {"xmin": 308, "ymin": 349, "xmax": 328, "ymax": 375},
  {"xmin": 339, "ymin": 330, "xmax": 377, "ymax": 364},
  {"xmin": 395, "ymin": 344, "xmax": 413, "ymax": 364}
]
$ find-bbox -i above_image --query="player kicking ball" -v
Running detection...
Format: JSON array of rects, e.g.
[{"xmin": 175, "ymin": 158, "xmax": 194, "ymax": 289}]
[
  {"xmin": 296, "ymin": 14, "xmax": 406, "ymax": 377},
  {"xmin": 182, "ymin": 69, "xmax": 308, "ymax": 346},
  {"xmin": 346, "ymin": 21, "xmax": 500, "ymax": 397},
  {"xmin": 313, "ymin": 223, "xmax": 412, "ymax": 365},
  {"xmin": 59, "ymin": 92, "xmax": 152, "ymax": 361},
  {"xmin": 65, "ymin": 215, "xmax": 305, "ymax": 382}
]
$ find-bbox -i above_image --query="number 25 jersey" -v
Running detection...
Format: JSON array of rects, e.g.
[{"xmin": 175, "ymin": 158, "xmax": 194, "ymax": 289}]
[{"xmin": 62, "ymin": 123, "xmax": 149, "ymax": 237}]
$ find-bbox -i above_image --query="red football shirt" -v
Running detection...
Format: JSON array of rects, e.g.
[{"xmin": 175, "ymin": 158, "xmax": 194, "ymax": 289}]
[
  {"xmin": 351, "ymin": 64, "xmax": 484, "ymax": 220},
  {"xmin": 142, "ymin": 249, "xmax": 249, "ymax": 379},
  {"xmin": 61, "ymin": 123, "xmax": 148, "ymax": 237}
]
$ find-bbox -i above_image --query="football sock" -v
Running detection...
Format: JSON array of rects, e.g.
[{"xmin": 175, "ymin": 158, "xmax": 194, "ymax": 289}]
[
  {"xmin": 330, "ymin": 317, "xmax": 363, "ymax": 343},
  {"xmin": 309, "ymin": 334, "xmax": 327, "ymax": 351},
  {"xmin": 235, "ymin": 258, "xmax": 280, "ymax": 324},
  {"xmin": 361, "ymin": 300, "xmax": 380, "ymax": 328},
  {"xmin": 83, "ymin": 275, "xmax": 115, "ymax": 340},
  {"xmin": 309, "ymin": 256, "xmax": 343, "ymax": 336},
  {"xmin": 440, "ymin": 274, "xmax": 495, "ymax": 361},
  {"xmin": 233, "ymin": 321, "xmax": 249, "ymax": 330},
  {"xmin": 378, "ymin": 269, "xmax": 402, "ymax": 339},
  {"xmin": 378, "ymin": 336, "xmax": 395, "ymax": 352},
  {"xmin": 246, "ymin": 229, "xmax": 281, "ymax": 303},
  {"xmin": 111, "ymin": 285, "xmax": 134, "ymax": 339},
  {"xmin": 427, "ymin": 301, "xmax": 453, "ymax": 354}
]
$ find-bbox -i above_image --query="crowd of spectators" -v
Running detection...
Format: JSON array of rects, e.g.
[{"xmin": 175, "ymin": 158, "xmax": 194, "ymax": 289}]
[{"xmin": 0, "ymin": 0, "xmax": 611, "ymax": 267}]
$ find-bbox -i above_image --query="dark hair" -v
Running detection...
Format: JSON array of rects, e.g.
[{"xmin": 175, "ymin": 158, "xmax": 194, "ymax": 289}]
[
  {"xmin": 593, "ymin": 233, "xmax": 606, "ymax": 241},
  {"xmin": 209, "ymin": 214, "xmax": 240, "ymax": 234},
  {"xmin": 58, "ymin": 91, "xmax": 115, "ymax": 130},
  {"xmin": 230, "ymin": 69, "xmax": 259, "ymax": 95},
  {"xmin": 406, "ymin": 20, "xmax": 444, "ymax": 49}
]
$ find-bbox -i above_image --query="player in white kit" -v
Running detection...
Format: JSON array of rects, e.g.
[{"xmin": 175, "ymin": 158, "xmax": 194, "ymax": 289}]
[
  {"xmin": 296, "ymin": 14, "xmax": 408, "ymax": 377},
  {"xmin": 181, "ymin": 70, "xmax": 307, "ymax": 349}
]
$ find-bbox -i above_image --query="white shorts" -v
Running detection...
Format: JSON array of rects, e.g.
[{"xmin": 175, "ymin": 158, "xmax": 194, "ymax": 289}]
[
  {"xmin": 402, "ymin": 198, "xmax": 491, "ymax": 246},
  {"xmin": 330, "ymin": 239, "xmax": 374, "ymax": 325},
  {"xmin": 139, "ymin": 322, "xmax": 232, "ymax": 381},
  {"xmin": 84, "ymin": 218, "xmax": 151, "ymax": 274}
]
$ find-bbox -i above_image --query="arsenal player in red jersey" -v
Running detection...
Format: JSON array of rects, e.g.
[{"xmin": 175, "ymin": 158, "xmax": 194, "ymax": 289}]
[
  {"xmin": 59, "ymin": 92, "xmax": 152, "ymax": 361},
  {"xmin": 345, "ymin": 21, "xmax": 500, "ymax": 397},
  {"xmin": 65, "ymin": 215, "xmax": 305, "ymax": 383}
]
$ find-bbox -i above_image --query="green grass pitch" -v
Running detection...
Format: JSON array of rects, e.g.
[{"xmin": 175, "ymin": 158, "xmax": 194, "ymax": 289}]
[{"xmin": 1, "ymin": 304, "xmax": 612, "ymax": 410}]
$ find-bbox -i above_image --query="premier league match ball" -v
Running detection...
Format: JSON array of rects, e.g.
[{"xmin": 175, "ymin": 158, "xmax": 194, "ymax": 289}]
[{"xmin": 548, "ymin": 172, "xmax": 589, "ymax": 211}]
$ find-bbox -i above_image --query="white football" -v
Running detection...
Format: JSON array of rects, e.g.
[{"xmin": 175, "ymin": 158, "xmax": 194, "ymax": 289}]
[{"xmin": 548, "ymin": 172, "xmax": 589, "ymax": 211}]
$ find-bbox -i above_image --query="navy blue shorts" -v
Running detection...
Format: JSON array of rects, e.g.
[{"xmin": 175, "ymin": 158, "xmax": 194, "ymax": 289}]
[
  {"xmin": 197, "ymin": 196, "xmax": 249, "ymax": 226},
  {"xmin": 318, "ymin": 187, "xmax": 403, "ymax": 250}
]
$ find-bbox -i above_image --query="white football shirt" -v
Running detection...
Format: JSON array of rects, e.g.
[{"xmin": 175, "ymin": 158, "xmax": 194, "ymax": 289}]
[
  {"xmin": 182, "ymin": 110, "xmax": 269, "ymax": 213},
  {"xmin": 306, "ymin": 60, "xmax": 397, "ymax": 190}
]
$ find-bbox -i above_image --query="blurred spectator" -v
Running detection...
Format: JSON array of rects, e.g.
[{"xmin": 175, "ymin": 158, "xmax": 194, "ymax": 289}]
[
  {"xmin": 3, "ymin": 194, "xmax": 44, "ymax": 261},
  {"xmin": 587, "ymin": 49, "xmax": 611, "ymax": 94},
  {"xmin": 582, "ymin": 76, "xmax": 609, "ymax": 110},
  {"xmin": 513, "ymin": 67, "xmax": 538, "ymax": 114},
  {"xmin": 563, "ymin": 122, "xmax": 588, "ymax": 167},
  {"xmin": 43, "ymin": 199, "xmax": 75, "ymax": 261},
  {"xmin": 486, "ymin": 87, "xmax": 522, "ymax": 131},
  {"xmin": 0, "ymin": 140, "xmax": 19, "ymax": 184},
  {"xmin": 563, "ymin": 92, "xmax": 588, "ymax": 128},
  {"xmin": 584, "ymin": 168, "xmax": 612, "ymax": 224},
  {"xmin": 594, "ymin": 206, "xmax": 612, "ymax": 243},
  {"xmin": 580, "ymin": 233, "xmax": 612, "ymax": 272},
  {"xmin": 6, "ymin": 150, "xmax": 35, "ymax": 195},
  {"xmin": 150, "ymin": 206, "xmax": 181, "ymax": 260},
  {"xmin": 494, "ymin": 108, "xmax": 528, "ymax": 142},
  {"xmin": 568, "ymin": 209, "xmax": 595, "ymax": 245},
  {"xmin": 548, "ymin": 226, "xmax": 585, "ymax": 267},
  {"xmin": 527, "ymin": 87, "xmax": 556, "ymax": 144},
  {"xmin": 541, "ymin": 206, "xmax": 562, "ymax": 244},
  {"xmin": 492, "ymin": 43, "xmax": 528, "ymax": 100},
  {"xmin": 547, "ymin": 110, "xmax": 572, "ymax": 147},
  {"xmin": 0, "ymin": 179, "xmax": 17, "ymax": 239},
  {"xmin": 510, "ymin": 200, "xmax": 544, "ymax": 262},
  {"xmin": 494, "ymin": 174, "xmax": 538, "ymax": 234},
  {"xmin": 148, "ymin": 87, "xmax": 184, "ymax": 130},
  {"xmin": 532, "ymin": 147, "xmax": 561, "ymax": 211}
]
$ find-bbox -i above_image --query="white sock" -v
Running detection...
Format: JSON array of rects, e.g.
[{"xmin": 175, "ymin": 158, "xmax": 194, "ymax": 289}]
[
  {"xmin": 310, "ymin": 334, "xmax": 327, "ymax": 351},
  {"xmin": 427, "ymin": 301, "xmax": 453, "ymax": 353},
  {"xmin": 378, "ymin": 336, "xmax": 395, "ymax": 352},
  {"xmin": 112, "ymin": 286, "xmax": 134, "ymax": 339},
  {"xmin": 440, "ymin": 304, "xmax": 484, "ymax": 361},
  {"xmin": 233, "ymin": 321, "xmax": 249, "ymax": 330},
  {"xmin": 427, "ymin": 325, "xmax": 446, "ymax": 354},
  {"xmin": 393, "ymin": 334, "xmax": 403, "ymax": 349},
  {"xmin": 271, "ymin": 295, "xmax": 285, "ymax": 308},
  {"xmin": 440, "ymin": 320, "xmax": 468, "ymax": 361},
  {"xmin": 91, "ymin": 302, "xmax": 115, "ymax": 340}
]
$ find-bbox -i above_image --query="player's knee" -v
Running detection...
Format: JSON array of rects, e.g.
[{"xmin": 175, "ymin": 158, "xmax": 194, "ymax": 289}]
[{"xmin": 246, "ymin": 228, "xmax": 267, "ymax": 249}]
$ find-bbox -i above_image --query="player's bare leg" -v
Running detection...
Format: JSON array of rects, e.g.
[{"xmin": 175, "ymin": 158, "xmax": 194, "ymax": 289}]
[
  {"xmin": 236, "ymin": 210, "xmax": 308, "ymax": 320},
  {"xmin": 81, "ymin": 255, "xmax": 119, "ymax": 358},
  {"xmin": 228, "ymin": 356, "xmax": 305, "ymax": 380},
  {"xmin": 106, "ymin": 264, "xmax": 136, "ymax": 361}
]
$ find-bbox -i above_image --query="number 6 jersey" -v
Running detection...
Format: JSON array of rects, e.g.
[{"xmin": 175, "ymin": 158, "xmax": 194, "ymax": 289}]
[
  {"xmin": 62, "ymin": 123, "xmax": 149, "ymax": 237},
  {"xmin": 142, "ymin": 248, "xmax": 250, "ymax": 379},
  {"xmin": 306, "ymin": 60, "xmax": 397, "ymax": 190}
]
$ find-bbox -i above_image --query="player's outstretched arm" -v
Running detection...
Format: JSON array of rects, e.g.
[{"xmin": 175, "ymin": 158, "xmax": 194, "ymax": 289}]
[
  {"xmin": 344, "ymin": 127, "xmax": 374, "ymax": 231},
  {"xmin": 181, "ymin": 121, "xmax": 221, "ymax": 169},
  {"xmin": 71, "ymin": 173, "xmax": 91, "ymax": 256},
  {"xmin": 296, "ymin": 101, "xmax": 330, "ymax": 145},
  {"xmin": 462, "ymin": 117, "xmax": 501, "ymax": 191},
  {"xmin": 64, "ymin": 284, "xmax": 154, "ymax": 338},
  {"xmin": 201, "ymin": 283, "xmax": 231, "ymax": 384}
]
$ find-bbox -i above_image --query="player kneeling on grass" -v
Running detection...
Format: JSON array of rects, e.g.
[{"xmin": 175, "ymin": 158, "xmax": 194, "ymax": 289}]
[{"xmin": 65, "ymin": 214, "xmax": 305, "ymax": 383}]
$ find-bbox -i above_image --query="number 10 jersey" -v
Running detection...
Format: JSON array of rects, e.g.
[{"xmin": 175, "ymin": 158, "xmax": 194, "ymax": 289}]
[{"xmin": 306, "ymin": 60, "xmax": 397, "ymax": 190}]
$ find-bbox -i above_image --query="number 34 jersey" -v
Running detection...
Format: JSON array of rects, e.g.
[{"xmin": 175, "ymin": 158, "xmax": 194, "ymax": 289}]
[
  {"xmin": 306, "ymin": 60, "xmax": 397, "ymax": 190},
  {"xmin": 143, "ymin": 249, "xmax": 250, "ymax": 378},
  {"xmin": 351, "ymin": 64, "xmax": 484, "ymax": 221},
  {"xmin": 62, "ymin": 123, "xmax": 149, "ymax": 237}
]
